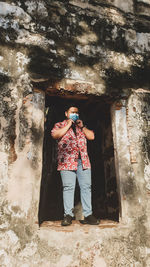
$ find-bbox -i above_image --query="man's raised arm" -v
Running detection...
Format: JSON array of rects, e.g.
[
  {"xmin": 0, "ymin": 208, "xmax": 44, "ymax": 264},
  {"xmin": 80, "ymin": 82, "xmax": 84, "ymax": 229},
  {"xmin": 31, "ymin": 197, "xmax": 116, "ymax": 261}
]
[
  {"xmin": 76, "ymin": 119, "xmax": 95, "ymax": 140},
  {"xmin": 51, "ymin": 119, "xmax": 73, "ymax": 139}
]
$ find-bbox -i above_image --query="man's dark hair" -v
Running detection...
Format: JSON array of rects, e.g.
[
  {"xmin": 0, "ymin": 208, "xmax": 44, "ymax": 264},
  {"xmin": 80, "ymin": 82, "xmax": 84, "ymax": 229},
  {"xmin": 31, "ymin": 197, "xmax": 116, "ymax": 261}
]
[{"xmin": 65, "ymin": 102, "xmax": 79, "ymax": 112}]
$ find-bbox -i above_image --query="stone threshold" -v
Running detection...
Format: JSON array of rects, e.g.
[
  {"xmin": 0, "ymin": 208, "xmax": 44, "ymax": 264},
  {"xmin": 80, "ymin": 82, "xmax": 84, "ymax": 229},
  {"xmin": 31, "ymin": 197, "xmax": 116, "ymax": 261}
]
[{"xmin": 40, "ymin": 220, "xmax": 119, "ymax": 233}]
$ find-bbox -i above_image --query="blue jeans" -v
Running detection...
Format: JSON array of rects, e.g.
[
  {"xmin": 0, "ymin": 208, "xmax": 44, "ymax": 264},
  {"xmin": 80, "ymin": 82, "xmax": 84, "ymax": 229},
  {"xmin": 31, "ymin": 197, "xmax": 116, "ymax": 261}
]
[{"xmin": 60, "ymin": 159, "xmax": 92, "ymax": 217}]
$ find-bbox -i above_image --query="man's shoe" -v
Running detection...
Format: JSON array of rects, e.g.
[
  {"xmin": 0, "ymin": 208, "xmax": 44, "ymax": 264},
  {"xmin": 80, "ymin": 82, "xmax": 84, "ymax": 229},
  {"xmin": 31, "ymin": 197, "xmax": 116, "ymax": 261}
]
[
  {"xmin": 80, "ymin": 214, "xmax": 100, "ymax": 225},
  {"xmin": 61, "ymin": 215, "xmax": 73, "ymax": 226}
]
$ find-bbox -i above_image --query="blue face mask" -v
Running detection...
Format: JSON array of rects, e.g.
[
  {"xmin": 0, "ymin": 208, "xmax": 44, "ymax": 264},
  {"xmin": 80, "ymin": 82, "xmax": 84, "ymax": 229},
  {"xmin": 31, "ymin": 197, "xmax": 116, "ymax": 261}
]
[{"xmin": 69, "ymin": 113, "xmax": 79, "ymax": 122}]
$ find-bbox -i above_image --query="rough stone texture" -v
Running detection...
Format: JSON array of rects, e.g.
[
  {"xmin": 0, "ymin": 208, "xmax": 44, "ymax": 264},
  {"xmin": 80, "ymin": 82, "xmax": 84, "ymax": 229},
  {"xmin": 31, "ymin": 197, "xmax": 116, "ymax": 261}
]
[{"xmin": 0, "ymin": 0, "xmax": 150, "ymax": 266}]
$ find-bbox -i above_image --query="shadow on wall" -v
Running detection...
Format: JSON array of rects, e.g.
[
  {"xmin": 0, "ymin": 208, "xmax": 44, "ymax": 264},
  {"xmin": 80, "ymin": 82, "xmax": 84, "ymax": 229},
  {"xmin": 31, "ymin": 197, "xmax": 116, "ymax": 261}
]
[
  {"xmin": 26, "ymin": 5, "xmax": 150, "ymax": 93},
  {"xmin": 0, "ymin": 73, "xmax": 11, "ymax": 89},
  {"xmin": 0, "ymin": 1, "xmax": 150, "ymax": 92}
]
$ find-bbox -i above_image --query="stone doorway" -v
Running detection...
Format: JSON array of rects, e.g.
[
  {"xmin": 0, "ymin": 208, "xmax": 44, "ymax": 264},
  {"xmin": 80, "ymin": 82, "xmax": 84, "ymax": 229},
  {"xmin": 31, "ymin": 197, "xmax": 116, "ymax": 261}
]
[{"xmin": 38, "ymin": 95, "xmax": 119, "ymax": 225}]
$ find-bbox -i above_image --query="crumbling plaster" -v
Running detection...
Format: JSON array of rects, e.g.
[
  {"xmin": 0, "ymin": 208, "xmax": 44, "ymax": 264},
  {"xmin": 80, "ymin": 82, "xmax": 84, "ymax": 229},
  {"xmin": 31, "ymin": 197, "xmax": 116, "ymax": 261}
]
[{"xmin": 0, "ymin": 0, "xmax": 150, "ymax": 266}]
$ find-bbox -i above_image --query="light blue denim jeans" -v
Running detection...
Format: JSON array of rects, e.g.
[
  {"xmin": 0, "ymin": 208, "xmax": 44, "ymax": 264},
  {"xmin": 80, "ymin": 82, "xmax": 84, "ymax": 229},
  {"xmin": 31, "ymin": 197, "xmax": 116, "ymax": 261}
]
[{"xmin": 60, "ymin": 159, "xmax": 92, "ymax": 217}]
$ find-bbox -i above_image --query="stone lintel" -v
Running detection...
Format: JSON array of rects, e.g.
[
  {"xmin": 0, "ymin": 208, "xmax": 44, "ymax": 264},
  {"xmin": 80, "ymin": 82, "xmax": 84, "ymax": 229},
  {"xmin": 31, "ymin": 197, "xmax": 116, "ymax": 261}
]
[{"xmin": 46, "ymin": 79, "xmax": 100, "ymax": 96}]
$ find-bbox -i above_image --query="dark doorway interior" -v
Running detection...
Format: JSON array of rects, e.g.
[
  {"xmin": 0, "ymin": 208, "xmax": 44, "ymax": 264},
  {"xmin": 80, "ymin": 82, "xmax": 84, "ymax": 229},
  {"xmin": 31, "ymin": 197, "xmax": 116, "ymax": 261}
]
[{"xmin": 38, "ymin": 95, "xmax": 119, "ymax": 225}]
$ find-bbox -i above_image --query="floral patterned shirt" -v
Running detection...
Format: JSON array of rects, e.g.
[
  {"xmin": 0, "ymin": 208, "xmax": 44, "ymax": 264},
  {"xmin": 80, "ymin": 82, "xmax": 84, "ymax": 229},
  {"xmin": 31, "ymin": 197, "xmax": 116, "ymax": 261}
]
[{"xmin": 51, "ymin": 120, "xmax": 91, "ymax": 171}]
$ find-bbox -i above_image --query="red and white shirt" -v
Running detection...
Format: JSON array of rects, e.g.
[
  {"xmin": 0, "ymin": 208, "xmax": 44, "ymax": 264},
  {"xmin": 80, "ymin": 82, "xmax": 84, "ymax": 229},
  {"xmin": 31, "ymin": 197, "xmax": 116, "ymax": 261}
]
[{"xmin": 51, "ymin": 120, "xmax": 91, "ymax": 171}]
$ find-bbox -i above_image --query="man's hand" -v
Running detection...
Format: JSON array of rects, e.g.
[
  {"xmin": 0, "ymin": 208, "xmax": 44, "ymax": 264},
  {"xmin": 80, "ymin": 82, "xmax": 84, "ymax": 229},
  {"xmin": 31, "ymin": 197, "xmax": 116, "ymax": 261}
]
[
  {"xmin": 76, "ymin": 119, "xmax": 84, "ymax": 128},
  {"xmin": 67, "ymin": 119, "xmax": 74, "ymax": 128}
]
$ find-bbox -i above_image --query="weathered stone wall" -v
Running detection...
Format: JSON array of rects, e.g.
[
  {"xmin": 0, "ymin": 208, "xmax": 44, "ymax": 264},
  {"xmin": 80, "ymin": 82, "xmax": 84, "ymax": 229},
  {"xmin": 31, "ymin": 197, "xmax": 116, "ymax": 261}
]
[{"xmin": 0, "ymin": 0, "xmax": 150, "ymax": 266}]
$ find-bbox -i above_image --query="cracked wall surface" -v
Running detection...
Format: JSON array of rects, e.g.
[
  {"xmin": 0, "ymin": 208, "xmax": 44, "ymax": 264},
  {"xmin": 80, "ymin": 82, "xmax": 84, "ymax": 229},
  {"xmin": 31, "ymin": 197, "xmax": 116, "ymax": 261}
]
[{"xmin": 0, "ymin": 0, "xmax": 150, "ymax": 266}]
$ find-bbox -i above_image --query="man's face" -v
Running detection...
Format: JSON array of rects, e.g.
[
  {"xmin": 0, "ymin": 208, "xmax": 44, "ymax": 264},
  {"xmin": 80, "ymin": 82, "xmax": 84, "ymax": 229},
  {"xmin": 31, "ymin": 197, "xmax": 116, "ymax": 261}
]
[{"xmin": 65, "ymin": 107, "xmax": 79, "ymax": 119}]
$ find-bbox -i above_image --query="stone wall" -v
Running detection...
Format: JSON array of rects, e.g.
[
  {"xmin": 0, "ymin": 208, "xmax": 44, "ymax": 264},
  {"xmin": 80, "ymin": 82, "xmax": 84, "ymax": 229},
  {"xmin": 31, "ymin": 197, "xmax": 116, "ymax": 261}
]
[{"xmin": 0, "ymin": 0, "xmax": 150, "ymax": 266}]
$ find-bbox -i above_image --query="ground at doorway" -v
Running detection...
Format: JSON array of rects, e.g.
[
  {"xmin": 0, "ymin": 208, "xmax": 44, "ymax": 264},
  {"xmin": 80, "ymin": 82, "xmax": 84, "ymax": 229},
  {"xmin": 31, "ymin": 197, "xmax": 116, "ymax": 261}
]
[{"xmin": 40, "ymin": 220, "xmax": 118, "ymax": 233}]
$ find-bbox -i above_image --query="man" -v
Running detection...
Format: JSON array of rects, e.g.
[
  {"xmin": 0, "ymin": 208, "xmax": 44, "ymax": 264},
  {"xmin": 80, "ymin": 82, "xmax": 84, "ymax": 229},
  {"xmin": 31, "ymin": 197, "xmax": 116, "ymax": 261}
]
[{"xmin": 51, "ymin": 103, "xmax": 100, "ymax": 226}]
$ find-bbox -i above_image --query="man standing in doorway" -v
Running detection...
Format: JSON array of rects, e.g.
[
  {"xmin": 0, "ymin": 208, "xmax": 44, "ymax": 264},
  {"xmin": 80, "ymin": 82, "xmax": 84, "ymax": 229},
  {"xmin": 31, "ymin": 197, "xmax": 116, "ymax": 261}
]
[{"xmin": 51, "ymin": 103, "xmax": 100, "ymax": 226}]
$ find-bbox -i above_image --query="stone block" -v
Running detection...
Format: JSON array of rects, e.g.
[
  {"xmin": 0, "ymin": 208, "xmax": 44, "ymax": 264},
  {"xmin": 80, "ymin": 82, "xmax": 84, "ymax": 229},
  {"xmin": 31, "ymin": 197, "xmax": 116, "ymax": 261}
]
[{"xmin": 136, "ymin": 1, "xmax": 150, "ymax": 16}]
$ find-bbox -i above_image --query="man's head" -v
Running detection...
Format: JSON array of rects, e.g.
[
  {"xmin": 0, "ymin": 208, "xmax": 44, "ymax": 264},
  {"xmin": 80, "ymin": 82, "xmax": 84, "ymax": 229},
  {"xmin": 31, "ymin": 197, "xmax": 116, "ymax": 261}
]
[{"xmin": 65, "ymin": 103, "xmax": 79, "ymax": 121}]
